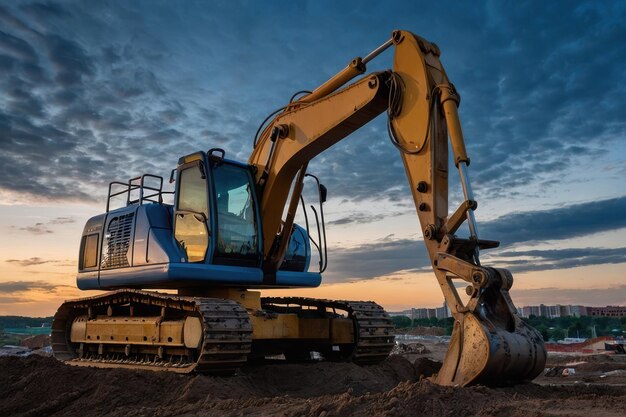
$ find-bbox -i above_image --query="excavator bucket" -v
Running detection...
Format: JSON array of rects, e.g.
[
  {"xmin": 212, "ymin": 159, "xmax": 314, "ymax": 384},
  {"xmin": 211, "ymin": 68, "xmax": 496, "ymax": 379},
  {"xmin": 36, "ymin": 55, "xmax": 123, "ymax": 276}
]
[
  {"xmin": 434, "ymin": 268, "xmax": 546, "ymax": 386},
  {"xmin": 436, "ymin": 312, "xmax": 546, "ymax": 386},
  {"xmin": 388, "ymin": 30, "xmax": 546, "ymax": 385}
]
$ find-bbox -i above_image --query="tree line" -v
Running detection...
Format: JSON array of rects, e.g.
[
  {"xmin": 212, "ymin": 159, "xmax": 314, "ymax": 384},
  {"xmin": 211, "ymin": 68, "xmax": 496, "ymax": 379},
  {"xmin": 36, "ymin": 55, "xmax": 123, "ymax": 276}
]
[{"xmin": 391, "ymin": 314, "xmax": 626, "ymax": 341}]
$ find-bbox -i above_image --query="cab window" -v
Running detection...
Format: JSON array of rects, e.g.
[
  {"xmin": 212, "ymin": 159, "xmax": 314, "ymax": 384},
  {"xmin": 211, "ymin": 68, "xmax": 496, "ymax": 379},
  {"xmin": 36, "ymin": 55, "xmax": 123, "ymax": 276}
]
[
  {"xmin": 178, "ymin": 166, "xmax": 208, "ymax": 217},
  {"xmin": 175, "ymin": 165, "xmax": 209, "ymax": 262},
  {"xmin": 212, "ymin": 163, "xmax": 259, "ymax": 265}
]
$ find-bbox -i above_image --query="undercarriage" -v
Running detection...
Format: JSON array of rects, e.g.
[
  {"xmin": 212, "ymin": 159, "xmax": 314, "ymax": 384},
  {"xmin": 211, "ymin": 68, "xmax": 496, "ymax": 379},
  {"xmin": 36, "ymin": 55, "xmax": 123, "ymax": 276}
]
[{"xmin": 51, "ymin": 289, "xmax": 395, "ymax": 373}]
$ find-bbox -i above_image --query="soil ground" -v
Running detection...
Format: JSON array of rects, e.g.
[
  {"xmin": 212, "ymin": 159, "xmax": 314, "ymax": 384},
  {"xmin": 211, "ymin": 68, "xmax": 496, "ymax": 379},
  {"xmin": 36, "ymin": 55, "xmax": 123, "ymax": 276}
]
[{"xmin": 1, "ymin": 339, "xmax": 625, "ymax": 417}]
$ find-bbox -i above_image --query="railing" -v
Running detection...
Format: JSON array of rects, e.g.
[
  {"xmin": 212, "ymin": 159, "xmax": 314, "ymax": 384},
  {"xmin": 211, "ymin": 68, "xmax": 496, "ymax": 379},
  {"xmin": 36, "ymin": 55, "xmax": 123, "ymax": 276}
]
[{"xmin": 106, "ymin": 174, "xmax": 174, "ymax": 212}]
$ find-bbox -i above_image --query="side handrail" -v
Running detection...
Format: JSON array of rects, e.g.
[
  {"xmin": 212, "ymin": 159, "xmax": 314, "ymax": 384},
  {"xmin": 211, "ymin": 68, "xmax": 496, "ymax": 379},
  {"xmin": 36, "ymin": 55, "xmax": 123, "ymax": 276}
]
[{"xmin": 106, "ymin": 174, "xmax": 168, "ymax": 212}]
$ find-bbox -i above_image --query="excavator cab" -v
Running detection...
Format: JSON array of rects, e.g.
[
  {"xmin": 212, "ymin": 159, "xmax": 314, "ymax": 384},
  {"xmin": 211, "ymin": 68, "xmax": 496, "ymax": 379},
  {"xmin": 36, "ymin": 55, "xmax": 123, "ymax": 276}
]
[
  {"xmin": 173, "ymin": 150, "xmax": 261, "ymax": 267},
  {"xmin": 76, "ymin": 148, "xmax": 319, "ymax": 291}
]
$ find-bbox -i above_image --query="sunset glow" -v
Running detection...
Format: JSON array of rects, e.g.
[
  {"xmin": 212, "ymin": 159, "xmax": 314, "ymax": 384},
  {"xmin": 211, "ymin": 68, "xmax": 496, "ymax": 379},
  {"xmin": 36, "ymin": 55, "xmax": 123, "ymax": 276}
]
[{"xmin": 1, "ymin": 1, "xmax": 625, "ymax": 317}]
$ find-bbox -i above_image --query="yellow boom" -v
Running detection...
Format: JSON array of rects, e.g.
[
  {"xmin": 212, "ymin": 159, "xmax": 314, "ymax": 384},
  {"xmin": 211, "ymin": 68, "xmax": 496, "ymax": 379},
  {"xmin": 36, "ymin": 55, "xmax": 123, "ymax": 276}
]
[{"xmin": 249, "ymin": 30, "xmax": 546, "ymax": 386}]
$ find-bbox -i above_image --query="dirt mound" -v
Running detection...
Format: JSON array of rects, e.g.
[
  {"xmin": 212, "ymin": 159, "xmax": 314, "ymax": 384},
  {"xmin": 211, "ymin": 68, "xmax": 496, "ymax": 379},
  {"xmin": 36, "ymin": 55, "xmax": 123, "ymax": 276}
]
[
  {"xmin": 399, "ymin": 326, "xmax": 445, "ymax": 336},
  {"xmin": 1, "ymin": 355, "xmax": 625, "ymax": 417},
  {"xmin": 547, "ymin": 353, "xmax": 624, "ymax": 366},
  {"xmin": 0, "ymin": 355, "xmax": 419, "ymax": 416},
  {"xmin": 278, "ymin": 382, "xmax": 626, "ymax": 417},
  {"xmin": 575, "ymin": 361, "xmax": 626, "ymax": 373},
  {"xmin": 391, "ymin": 342, "xmax": 429, "ymax": 355},
  {"xmin": 20, "ymin": 334, "xmax": 51, "ymax": 349}
]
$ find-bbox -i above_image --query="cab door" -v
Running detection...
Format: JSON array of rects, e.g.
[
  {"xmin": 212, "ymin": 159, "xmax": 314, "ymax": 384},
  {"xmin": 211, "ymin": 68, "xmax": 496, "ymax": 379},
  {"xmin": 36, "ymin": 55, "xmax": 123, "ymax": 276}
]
[
  {"xmin": 174, "ymin": 158, "xmax": 210, "ymax": 263},
  {"xmin": 210, "ymin": 160, "xmax": 262, "ymax": 267}
]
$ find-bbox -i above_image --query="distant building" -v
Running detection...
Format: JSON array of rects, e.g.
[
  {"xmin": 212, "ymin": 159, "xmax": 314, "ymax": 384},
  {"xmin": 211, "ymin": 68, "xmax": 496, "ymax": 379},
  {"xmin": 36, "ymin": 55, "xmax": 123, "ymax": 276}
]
[
  {"xmin": 570, "ymin": 305, "xmax": 589, "ymax": 317},
  {"xmin": 388, "ymin": 310, "xmax": 413, "ymax": 318},
  {"xmin": 559, "ymin": 305, "xmax": 571, "ymax": 317},
  {"xmin": 588, "ymin": 306, "xmax": 626, "ymax": 317},
  {"xmin": 393, "ymin": 303, "xmax": 621, "ymax": 320},
  {"xmin": 411, "ymin": 308, "xmax": 427, "ymax": 320},
  {"xmin": 521, "ymin": 305, "xmax": 541, "ymax": 318},
  {"xmin": 546, "ymin": 305, "xmax": 561, "ymax": 318},
  {"xmin": 517, "ymin": 304, "xmax": 619, "ymax": 318},
  {"xmin": 388, "ymin": 301, "xmax": 451, "ymax": 320},
  {"xmin": 435, "ymin": 302, "xmax": 451, "ymax": 319}
]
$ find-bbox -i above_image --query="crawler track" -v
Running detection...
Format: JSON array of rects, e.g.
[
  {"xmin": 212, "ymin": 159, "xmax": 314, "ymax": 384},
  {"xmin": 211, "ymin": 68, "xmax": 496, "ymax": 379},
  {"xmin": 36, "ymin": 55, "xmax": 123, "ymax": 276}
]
[
  {"xmin": 51, "ymin": 290, "xmax": 252, "ymax": 374},
  {"xmin": 262, "ymin": 297, "xmax": 395, "ymax": 364},
  {"xmin": 52, "ymin": 291, "xmax": 394, "ymax": 373}
]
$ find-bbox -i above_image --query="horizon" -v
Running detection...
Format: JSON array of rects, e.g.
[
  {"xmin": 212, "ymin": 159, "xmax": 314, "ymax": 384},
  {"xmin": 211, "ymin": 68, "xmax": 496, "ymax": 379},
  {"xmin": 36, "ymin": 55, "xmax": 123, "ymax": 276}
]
[
  {"xmin": 2, "ymin": 301, "xmax": 625, "ymax": 319},
  {"xmin": 1, "ymin": 1, "xmax": 625, "ymax": 316}
]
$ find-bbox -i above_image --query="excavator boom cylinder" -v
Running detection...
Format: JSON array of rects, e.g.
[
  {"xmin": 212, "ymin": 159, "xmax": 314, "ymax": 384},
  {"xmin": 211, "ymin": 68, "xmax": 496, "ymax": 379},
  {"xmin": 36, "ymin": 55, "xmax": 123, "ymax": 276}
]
[
  {"xmin": 441, "ymin": 93, "xmax": 469, "ymax": 166},
  {"xmin": 299, "ymin": 58, "xmax": 367, "ymax": 103}
]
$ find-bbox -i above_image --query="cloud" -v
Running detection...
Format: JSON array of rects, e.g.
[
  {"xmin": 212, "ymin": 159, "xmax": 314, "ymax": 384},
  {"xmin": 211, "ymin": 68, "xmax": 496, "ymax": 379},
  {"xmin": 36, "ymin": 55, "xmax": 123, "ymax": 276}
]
[
  {"xmin": 323, "ymin": 197, "xmax": 626, "ymax": 282},
  {"xmin": 48, "ymin": 216, "xmax": 75, "ymax": 225},
  {"xmin": 0, "ymin": 280, "xmax": 61, "ymax": 293},
  {"xmin": 43, "ymin": 34, "xmax": 94, "ymax": 86},
  {"xmin": 0, "ymin": 6, "xmax": 39, "ymax": 36},
  {"xmin": 0, "ymin": 296, "xmax": 32, "ymax": 303},
  {"xmin": 5, "ymin": 257, "xmax": 53, "ymax": 267},
  {"xmin": 18, "ymin": 223, "xmax": 53, "ymax": 235},
  {"xmin": 0, "ymin": 30, "xmax": 38, "ymax": 62},
  {"xmin": 0, "ymin": 0, "xmax": 624, "ymax": 306},
  {"xmin": 482, "ymin": 196, "xmax": 626, "ymax": 245},
  {"xmin": 10, "ymin": 216, "xmax": 76, "ymax": 234},
  {"xmin": 307, "ymin": 129, "xmax": 408, "ymax": 203},
  {"xmin": 324, "ymin": 237, "xmax": 430, "ymax": 282},
  {"xmin": 512, "ymin": 285, "xmax": 626, "ymax": 307},
  {"xmin": 0, "ymin": 4, "xmax": 203, "ymax": 203},
  {"xmin": 327, "ymin": 212, "xmax": 400, "ymax": 226},
  {"xmin": 19, "ymin": 1, "xmax": 68, "ymax": 20},
  {"xmin": 324, "ymin": 238, "xmax": 626, "ymax": 283},
  {"xmin": 0, "ymin": 0, "xmax": 622, "ymax": 208},
  {"xmin": 496, "ymin": 247, "xmax": 626, "ymax": 273}
]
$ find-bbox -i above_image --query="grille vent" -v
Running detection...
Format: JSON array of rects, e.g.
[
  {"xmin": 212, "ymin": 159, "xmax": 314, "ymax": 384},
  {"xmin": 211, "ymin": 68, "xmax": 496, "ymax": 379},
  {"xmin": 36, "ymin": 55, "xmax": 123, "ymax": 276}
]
[{"xmin": 101, "ymin": 212, "xmax": 134, "ymax": 269}]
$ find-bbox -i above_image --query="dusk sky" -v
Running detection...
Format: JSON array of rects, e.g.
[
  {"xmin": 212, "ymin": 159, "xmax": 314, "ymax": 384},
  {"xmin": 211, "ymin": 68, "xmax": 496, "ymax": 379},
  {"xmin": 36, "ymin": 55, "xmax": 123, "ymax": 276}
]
[{"xmin": 1, "ymin": 1, "xmax": 625, "ymax": 316}]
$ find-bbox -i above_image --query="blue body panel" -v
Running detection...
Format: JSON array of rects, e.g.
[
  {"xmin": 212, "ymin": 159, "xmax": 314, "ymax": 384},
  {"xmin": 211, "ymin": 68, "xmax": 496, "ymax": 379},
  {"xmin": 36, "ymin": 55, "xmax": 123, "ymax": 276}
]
[
  {"xmin": 91, "ymin": 263, "xmax": 264, "ymax": 289},
  {"xmin": 77, "ymin": 201, "xmax": 321, "ymax": 290},
  {"xmin": 79, "ymin": 264, "xmax": 321, "ymax": 290},
  {"xmin": 275, "ymin": 270, "xmax": 322, "ymax": 287}
]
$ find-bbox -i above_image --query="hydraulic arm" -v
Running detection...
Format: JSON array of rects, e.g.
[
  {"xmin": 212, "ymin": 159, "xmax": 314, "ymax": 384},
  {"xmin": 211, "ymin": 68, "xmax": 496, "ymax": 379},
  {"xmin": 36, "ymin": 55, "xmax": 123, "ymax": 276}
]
[
  {"xmin": 250, "ymin": 30, "xmax": 546, "ymax": 386},
  {"xmin": 53, "ymin": 29, "xmax": 544, "ymax": 386}
]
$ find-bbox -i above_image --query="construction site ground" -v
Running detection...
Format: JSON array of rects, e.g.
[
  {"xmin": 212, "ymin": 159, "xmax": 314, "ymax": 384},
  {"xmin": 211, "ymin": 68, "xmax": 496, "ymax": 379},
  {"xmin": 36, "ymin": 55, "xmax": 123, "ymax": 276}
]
[{"xmin": 1, "ymin": 338, "xmax": 625, "ymax": 417}]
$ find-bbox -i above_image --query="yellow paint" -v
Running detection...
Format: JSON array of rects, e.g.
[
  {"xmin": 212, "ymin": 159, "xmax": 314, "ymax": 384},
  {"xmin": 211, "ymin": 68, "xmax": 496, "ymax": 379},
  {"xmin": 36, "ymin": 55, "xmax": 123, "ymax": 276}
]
[
  {"xmin": 250, "ymin": 314, "xmax": 353, "ymax": 342},
  {"xmin": 250, "ymin": 314, "xmax": 299, "ymax": 339},
  {"xmin": 331, "ymin": 319, "xmax": 354, "ymax": 344},
  {"xmin": 181, "ymin": 288, "xmax": 261, "ymax": 310}
]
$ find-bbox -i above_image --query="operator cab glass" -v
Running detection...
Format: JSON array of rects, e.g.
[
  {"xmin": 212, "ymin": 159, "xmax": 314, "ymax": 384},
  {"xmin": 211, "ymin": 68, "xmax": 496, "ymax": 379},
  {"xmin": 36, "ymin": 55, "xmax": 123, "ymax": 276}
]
[
  {"xmin": 174, "ymin": 163, "xmax": 209, "ymax": 262},
  {"xmin": 212, "ymin": 162, "xmax": 259, "ymax": 266}
]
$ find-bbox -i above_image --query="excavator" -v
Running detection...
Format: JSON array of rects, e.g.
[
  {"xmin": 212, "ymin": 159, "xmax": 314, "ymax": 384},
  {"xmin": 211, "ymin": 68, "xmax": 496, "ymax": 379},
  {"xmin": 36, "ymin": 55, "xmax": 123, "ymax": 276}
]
[{"xmin": 52, "ymin": 30, "xmax": 546, "ymax": 386}]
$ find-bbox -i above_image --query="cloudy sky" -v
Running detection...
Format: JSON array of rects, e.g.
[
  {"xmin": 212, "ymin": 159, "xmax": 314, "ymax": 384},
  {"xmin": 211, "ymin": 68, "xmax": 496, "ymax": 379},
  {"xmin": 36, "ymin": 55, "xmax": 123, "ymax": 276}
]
[{"xmin": 0, "ymin": 1, "xmax": 625, "ymax": 316}]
